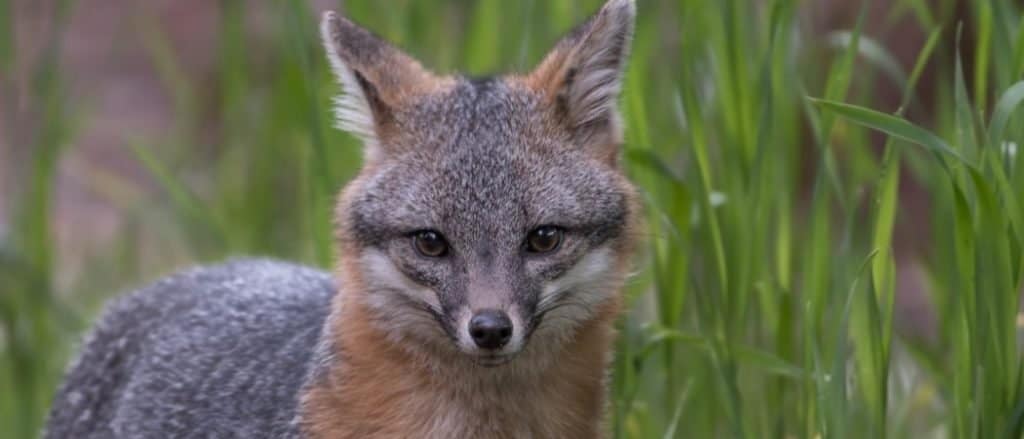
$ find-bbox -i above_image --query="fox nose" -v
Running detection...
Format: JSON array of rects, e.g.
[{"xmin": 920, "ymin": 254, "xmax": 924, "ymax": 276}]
[{"xmin": 468, "ymin": 310, "xmax": 513, "ymax": 350}]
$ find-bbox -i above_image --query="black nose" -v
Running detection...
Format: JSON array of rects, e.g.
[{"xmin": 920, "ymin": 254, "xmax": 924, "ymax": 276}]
[{"xmin": 468, "ymin": 310, "xmax": 513, "ymax": 350}]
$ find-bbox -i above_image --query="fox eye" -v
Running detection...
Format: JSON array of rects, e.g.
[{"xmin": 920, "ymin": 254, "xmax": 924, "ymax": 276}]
[
  {"xmin": 412, "ymin": 230, "xmax": 449, "ymax": 258},
  {"xmin": 526, "ymin": 226, "xmax": 563, "ymax": 253}
]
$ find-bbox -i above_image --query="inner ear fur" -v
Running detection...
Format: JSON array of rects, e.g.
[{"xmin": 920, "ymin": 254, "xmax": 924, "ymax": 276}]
[
  {"xmin": 523, "ymin": 0, "xmax": 636, "ymax": 163},
  {"xmin": 321, "ymin": 11, "xmax": 452, "ymax": 161}
]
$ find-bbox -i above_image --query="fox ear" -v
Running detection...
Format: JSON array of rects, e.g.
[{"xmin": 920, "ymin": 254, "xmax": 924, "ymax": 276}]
[
  {"xmin": 321, "ymin": 11, "xmax": 446, "ymax": 162},
  {"xmin": 526, "ymin": 0, "xmax": 635, "ymax": 160}
]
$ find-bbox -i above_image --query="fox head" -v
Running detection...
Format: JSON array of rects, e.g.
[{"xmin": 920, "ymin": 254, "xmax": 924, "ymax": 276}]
[{"xmin": 323, "ymin": 0, "xmax": 638, "ymax": 370}]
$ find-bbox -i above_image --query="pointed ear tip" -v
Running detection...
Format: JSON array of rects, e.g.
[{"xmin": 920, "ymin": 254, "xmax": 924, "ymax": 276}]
[
  {"xmin": 320, "ymin": 11, "xmax": 339, "ymax": 37},
  {"xmin": 603, "ymin": 0, "xmax": 637, "ymax": 20},
  {"xmin": 321, "ymin": 10, "xmax": 359, "ymax": 36},
  {"xmin": 321, "ymin": 10, "xmax": 338, "ymax": 25},
  {"xmin": 320, "ymin": 11, "xmax": 364, "ymax": 53},
  {"xmin": 606, "ymin": 0, "xmax": 636, "ymax": 11}
]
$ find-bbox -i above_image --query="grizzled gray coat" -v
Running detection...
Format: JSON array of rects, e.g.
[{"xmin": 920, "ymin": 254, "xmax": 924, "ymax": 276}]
[
  {"xmin": 45, "ymin": 260, "xmax": 332, "ymax": 438},
  {"xmin": 45, "ymin": 0, "xmax": 638, "ymax": 436}
]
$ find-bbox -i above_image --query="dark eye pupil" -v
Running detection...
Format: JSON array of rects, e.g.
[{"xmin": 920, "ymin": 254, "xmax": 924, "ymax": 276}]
[
  {"xmin": 528, "ymin": 227, "xmax": 562, "ymax": 253},
  {"xmin": 414, "ymin": 231, "xmax": 448, "ymax": 257}
]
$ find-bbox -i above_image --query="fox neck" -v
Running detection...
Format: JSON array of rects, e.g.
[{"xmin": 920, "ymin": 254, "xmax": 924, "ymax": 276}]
[{"xmin": 300, "ymin": 280, "xmax": 618, "ymax": 439}]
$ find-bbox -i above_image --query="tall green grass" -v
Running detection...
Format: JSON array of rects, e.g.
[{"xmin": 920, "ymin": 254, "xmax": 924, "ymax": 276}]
[{"xmin": 2, "ymin": 0, "xmax": 1023, "ymax": 437}]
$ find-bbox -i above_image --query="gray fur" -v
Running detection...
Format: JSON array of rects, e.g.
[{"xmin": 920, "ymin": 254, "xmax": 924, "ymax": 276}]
[
  {"xmin": 47, "ymin": 1, "xmax": 635, "ymax": 436},
  {"xmin": 45, "ymin": 260, "xmax": 334, "ymax": 438}
]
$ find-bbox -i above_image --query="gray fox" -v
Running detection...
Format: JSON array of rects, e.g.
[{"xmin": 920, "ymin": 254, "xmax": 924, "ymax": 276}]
[{"xmin": 45, "ymin": 0, "xmax": 638, "ymax": 437}]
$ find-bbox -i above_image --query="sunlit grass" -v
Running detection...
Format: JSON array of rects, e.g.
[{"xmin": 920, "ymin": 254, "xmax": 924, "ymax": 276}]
[{"xmin": 2, "ymin": 0, "xmax": 1024, "ymax": 437}]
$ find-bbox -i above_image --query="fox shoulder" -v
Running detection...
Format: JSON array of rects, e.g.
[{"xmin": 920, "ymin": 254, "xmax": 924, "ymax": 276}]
[{"xmin": 44, "ymin": 260, "xmax": 335, "ymax": 439}]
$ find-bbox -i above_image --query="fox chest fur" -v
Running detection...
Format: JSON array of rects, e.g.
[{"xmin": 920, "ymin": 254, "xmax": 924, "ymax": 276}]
[{"xmin": 299, "ymin": 294, "xmax": 619, "ymax": 439}]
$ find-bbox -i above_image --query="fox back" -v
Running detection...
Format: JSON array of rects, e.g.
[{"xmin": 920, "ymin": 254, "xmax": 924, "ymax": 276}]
[{"xmin": 46, "ymin": 1, "xmax": 638, "ymax": 438}]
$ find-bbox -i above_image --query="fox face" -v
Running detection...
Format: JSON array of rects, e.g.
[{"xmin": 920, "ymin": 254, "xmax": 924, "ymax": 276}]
[{"xmin": 323, "ymin": 0, "xmax": 637, "ymax": 370}]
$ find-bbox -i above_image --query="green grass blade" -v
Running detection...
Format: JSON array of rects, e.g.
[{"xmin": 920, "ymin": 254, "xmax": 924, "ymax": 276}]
[
  {"xmin": 810, "ymin": 98, "xmax": 967, "ymax": 166},
  {"xmin": 988, "ymin": 81, "xmax": 1024, "ymax": 149}
]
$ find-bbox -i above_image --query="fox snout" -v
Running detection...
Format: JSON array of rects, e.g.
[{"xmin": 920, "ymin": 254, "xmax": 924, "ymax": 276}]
[
  {"xmin": 458, "ymin": 309, "xmax": 521, "ymax": 367},
  {"xmin": 454, "ymin": 305, "xmax": 528, "ymax": 365},
  {"xmin": 468, "ymin": 310, "xmax": 513, "ymax": 350}
]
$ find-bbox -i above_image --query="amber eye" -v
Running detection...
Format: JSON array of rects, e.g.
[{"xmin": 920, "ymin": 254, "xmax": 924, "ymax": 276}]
[
  {"xmin": 413, "ymin": 230, "xmax": 449, "ymax": 257},
  {"xmin": 526, "ymin": 226, "xmax": 563, "ymax": 253}
]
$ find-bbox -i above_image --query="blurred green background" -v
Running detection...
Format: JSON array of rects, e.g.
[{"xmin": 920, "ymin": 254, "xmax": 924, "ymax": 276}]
[{"xmin": 2, "ymin": 0, "xmax": 1024, "ymax": 437}]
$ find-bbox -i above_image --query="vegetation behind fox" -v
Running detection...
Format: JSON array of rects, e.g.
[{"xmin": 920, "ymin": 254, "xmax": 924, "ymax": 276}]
[{"xmin": 44, "ymin": 0, "xmax": 638, "ymax": 437}]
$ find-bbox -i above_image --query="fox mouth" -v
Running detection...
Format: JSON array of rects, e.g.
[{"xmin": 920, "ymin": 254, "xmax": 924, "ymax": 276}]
[{"xmin": 474, "ymin": 354, "xmax": 515, "ymax": 368}]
